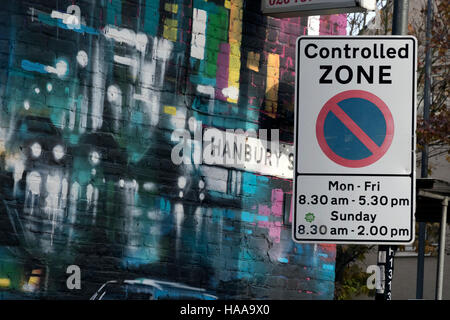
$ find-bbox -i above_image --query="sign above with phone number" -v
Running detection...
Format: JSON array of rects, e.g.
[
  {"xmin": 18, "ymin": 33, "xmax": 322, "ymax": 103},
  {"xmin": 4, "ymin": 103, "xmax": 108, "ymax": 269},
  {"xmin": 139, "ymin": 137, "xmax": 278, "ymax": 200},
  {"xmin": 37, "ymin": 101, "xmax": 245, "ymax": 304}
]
[{"xmin": 261, "ymin": 0, "xmax": 376, "ymax": 18}]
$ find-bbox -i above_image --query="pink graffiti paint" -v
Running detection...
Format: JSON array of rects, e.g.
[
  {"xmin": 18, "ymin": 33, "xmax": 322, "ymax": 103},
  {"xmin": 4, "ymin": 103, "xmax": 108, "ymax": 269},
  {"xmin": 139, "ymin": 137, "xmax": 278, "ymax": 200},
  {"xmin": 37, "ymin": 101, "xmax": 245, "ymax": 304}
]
[
  {"xmin": 258, "ymin": 204, "xmax": 271, "ymax": 216},
  {"xmin": 271, "ymin": 189, "xmax": 283, "ymax": 217},
  {"xmin": 257, "ymin": 204, "xmax": 282, "ymax": 243},
  {"xmin": 269, "ymin": 221, "xmax": 282, "ymax": 242},
  {"xmin": 319, "ymin": 244, "xmax": 336, "ymax": 254},
  {"xmin": 215, "ymin": 43, "xmax": 230, "ymax": 101},
  {"xmin": 258, "ymin": 221, "xmax": 282, "ymax": 243},
  {"xmin": 319, "ymin": 14, "xmax": 347, "ymax": 35}
]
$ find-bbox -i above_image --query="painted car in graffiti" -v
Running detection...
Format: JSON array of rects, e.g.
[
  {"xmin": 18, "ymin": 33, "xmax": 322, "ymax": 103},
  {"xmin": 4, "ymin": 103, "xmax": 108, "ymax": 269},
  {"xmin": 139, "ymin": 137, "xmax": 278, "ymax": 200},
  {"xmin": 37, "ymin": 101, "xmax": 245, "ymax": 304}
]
[
  {"xmin": 1, "ymin": 114, "xmax": 71, "ymax": 258},
  {"xmin": 90, "ymin": 278, "xmax": 217, "ymax": 300}
]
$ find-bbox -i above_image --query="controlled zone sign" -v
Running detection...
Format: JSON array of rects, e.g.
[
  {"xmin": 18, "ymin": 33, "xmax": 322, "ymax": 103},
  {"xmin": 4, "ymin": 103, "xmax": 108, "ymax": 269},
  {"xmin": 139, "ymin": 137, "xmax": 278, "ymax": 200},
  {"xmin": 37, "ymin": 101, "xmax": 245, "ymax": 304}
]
[{"xmin": 293, "ymin": 36, "xmax": 417, "ymax": 244}]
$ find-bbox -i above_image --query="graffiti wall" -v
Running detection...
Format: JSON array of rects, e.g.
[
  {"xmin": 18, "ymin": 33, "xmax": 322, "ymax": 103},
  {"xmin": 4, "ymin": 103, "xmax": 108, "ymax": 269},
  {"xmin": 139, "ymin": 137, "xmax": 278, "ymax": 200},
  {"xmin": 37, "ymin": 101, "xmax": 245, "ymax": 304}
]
[{"xmin": 0, "ymin": 0, "xmax": 345, "ymax": 300}]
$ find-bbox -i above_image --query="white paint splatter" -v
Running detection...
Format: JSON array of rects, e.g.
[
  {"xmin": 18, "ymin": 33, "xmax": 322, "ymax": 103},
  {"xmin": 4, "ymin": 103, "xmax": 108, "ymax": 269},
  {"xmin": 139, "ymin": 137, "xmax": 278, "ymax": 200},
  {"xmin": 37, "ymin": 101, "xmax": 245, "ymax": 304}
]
[
  {"xmin": 61, "ymin": 178, "xmax": 68, "ymax": 203},
  {"xmin": 26, "ymin": 171, "xmax": 41, "ymax": 195},
  {"xmin": 135, "ymin": 33, "xmax": 148, "ymax": 53},
  {"xmin": 86, "ymin": 184, "xmax": 94, "ymax": 204},
  {"xmin": 51, "ymin": 7, "xmax": 81, "ymax": 29},
  {"xmin": 107, "ymin": 85, "xmax": 122, "ymax": 104},
  {"xmin": 133, "ymin": 94, "xmax": 151, "ymax": 103},
  {"xmin": 76, "ymin": 50, "xmax": 88, "ymax": 67},
  {"xmin": 177, "ymin": 176, "xmax": 187, "ymax": 189},
  {"xmin": 221, "ymin": 86, "xmax": 239, "ymax": 100},
  {"xmin": 45, "ymin": 60, "xmax": 68, "ymax": 78},
  {"xmin": 174, "ymin": 203, "xmax": 184, "ymax": 259},
  {"xmin": 113, "ymin": 55, "xmax": 137, "ymax": 67},
  {"xmin": 107, "ymin": 84, "xmax": 122, "ymax": 133},
  {"xmin": 91, "ymin": 41, "xmax": 106, "ymax": 131},
  {"xmin": 194, "ymin": 206, "xmax": 203, "ymax": 236},
  {"xmin": 89, "ymin": 151, "xmax": 100, "ymax": 165},
  {"xmin": 307, "ymin": 16, "xmax": 320, "ymax": 35},
  {"xmin": 143, "ymin": 182, "xmax": 156, "ymax": 192},
  {"xmin": 46, "ymin": 173, "xmax": 61, "ymax": 195},
  {"xmin": 196, "ymin": 85, "xmax": 215, "ymax": 97},
  {"xmin": 30, "ymin": 142, "xmax": 42, "ymax": 158},
  {"xmin": 154, "ymin": 38, "xmax": 173, "ymax": 61},
  {"xmin": 188, "ymin": 117, "xmax": 197, "ymax": 132},
  {"xmin": 103, "ymin": 26, "xmax": 148, "ymax": 53},
  {"xmin": 52, "ymin": 145, "xmax": 65, "ymax": 161},
  {"xmin": 191, "ymin": 9, "xmax": 207, "ymax": 60}
]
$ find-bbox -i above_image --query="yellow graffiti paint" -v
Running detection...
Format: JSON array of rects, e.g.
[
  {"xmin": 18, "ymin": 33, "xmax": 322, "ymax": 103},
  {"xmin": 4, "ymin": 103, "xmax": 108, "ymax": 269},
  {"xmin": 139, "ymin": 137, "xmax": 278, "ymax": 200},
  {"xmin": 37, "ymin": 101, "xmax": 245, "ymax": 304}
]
[
  {"xmin": 227, "ymin": 0, "xmax": 243, "ymax": 104},
  {"xmin": 164, "ymin": 3, "xmax": 178, "ymax": 14},
  {"xmin": 265, "ymin": 53, "xmax": 280, "ymax": 117},
  {"xmin": 28, "ymin": 277, "xmax": 40, "ymax": 287},
  {"xmin": 164, "ymin": 106, "xmax": 177, "ymax": 115},
  {"xmin": 0, "ymin": 278, "xmax": 11, "ymax": 288},
  {"xmin": 247, "ymin": 52, "xmax": 260, "ymax": 72},
  {"xmin": 27, "ymin": 269, "xmax": 42, "ymax": 288},
  {"xmin": 163, "ymin": 18, "xmax": 178, "ymax": 42}
]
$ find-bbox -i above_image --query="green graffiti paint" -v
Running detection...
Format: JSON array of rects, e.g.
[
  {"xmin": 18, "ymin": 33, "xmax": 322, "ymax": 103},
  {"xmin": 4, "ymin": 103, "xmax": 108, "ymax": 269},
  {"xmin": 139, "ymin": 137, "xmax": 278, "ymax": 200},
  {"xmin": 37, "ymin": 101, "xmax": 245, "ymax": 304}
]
[{"xmin": 205, "ymin": 7, "xmax": 228, "ymax": 78}]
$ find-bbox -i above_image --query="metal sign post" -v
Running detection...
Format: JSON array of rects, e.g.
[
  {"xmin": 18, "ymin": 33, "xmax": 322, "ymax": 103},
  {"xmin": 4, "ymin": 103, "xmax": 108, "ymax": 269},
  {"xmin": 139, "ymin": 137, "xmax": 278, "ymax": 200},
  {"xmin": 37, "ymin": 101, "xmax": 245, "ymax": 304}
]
[
  {"xmin": 375, "ymin": 245, "xmax": 396, "ymax": 300},
  {"xmin": 417, "ymin": 0, "xmax": 433, "ymax": 300}
]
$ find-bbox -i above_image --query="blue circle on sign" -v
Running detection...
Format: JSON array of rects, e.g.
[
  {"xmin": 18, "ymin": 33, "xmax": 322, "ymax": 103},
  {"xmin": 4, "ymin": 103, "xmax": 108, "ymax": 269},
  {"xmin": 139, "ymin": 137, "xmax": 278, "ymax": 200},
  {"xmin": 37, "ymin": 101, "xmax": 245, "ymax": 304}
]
[
  {"xmin": 324, "ymin": 97, "xmax": 386, "ymax": 160},
  {"xmin": 316, "ymin": 90, "xmax": 394, "ymax": 168}
]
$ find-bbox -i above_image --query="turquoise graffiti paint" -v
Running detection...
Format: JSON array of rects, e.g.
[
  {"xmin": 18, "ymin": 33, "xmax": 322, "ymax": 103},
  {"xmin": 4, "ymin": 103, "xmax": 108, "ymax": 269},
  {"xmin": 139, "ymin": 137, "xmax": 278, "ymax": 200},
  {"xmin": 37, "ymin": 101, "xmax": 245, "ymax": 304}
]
[
  {"xmin": 107, "ymin": 0, "xmax": 122, "ymax": 26},
  {"xmin": 143, "ymin": 0, "xmax": 160, "ymax": 36}
]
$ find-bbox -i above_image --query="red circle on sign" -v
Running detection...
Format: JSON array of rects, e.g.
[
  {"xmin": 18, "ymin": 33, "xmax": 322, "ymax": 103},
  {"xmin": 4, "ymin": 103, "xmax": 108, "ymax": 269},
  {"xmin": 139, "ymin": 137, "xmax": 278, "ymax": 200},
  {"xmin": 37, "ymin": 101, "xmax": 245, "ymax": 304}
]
[{"xmin": 316, "ymin": 90, "xmax": 394, "ymax": 168}]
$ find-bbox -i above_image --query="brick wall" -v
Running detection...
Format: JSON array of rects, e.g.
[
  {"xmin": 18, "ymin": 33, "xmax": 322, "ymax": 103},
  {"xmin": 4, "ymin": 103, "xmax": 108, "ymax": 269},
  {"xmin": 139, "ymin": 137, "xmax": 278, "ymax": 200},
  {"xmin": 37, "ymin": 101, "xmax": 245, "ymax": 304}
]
[{"xmin": 0, "ymin": 0, "xmax": 345, "ymax": 300}]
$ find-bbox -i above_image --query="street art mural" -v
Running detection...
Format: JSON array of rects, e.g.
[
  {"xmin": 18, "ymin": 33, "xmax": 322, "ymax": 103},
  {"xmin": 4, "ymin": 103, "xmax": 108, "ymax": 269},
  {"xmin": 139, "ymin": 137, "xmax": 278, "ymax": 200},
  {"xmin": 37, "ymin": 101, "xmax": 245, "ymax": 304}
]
[{"xmin": 0, "ymin": 0, "xmax": 345, "ymax": 299}]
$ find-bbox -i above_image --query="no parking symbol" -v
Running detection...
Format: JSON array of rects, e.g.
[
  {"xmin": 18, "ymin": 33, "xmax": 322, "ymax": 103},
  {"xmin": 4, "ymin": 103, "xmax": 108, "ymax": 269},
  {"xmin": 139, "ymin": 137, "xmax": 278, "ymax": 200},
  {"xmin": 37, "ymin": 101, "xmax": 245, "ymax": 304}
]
[{"xmin": 316, "ymin": 90, "xmax": 394, "ymax": 168}]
